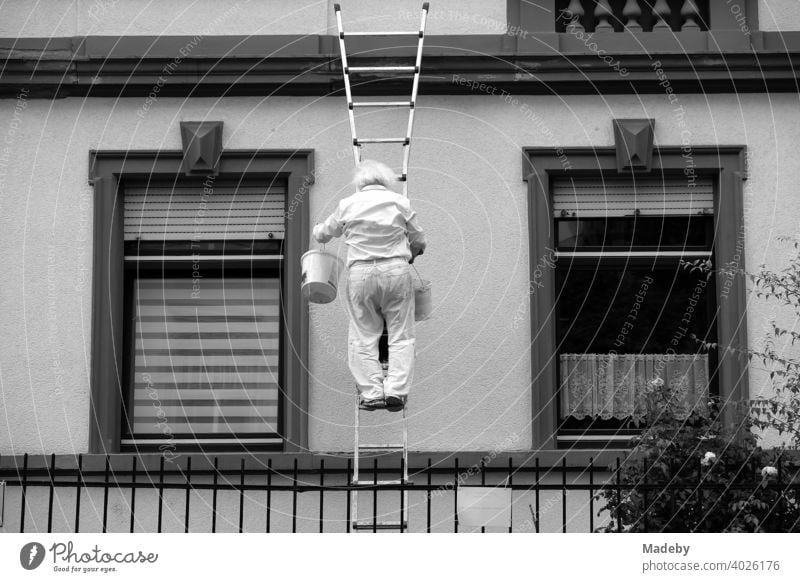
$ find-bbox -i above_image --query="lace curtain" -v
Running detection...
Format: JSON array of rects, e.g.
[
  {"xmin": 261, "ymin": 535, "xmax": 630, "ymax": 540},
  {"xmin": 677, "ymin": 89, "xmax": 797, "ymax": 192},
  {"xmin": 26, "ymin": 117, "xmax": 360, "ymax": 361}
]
[{"xmin": 559, "ymin": 353, "xmax": 709, "ymax": 423}]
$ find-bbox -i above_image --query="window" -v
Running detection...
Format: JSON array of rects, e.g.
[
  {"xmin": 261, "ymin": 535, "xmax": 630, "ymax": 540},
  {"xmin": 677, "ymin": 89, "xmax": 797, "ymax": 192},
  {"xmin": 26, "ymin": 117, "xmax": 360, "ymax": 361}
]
[
  {"xmin": 552, "ymin": 176, "xmax": 717, "ymax": 446},
  {"xmin": 89, "ymin": 149, "xmax": 313, "ymax": 454},
  {"xmin": 121, "ymin": 179, "xmax": 285, "ymax": 451},
  {"xmin": 523, "ymin": 146, "xmax": 748, "ymax": 450}
]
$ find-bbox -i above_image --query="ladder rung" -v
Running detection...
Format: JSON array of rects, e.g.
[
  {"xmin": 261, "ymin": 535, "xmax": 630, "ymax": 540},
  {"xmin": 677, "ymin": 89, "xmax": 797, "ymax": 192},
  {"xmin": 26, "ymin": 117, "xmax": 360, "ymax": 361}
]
[
  {"xmin": 350, "ymin": 101, "xmax": 413, "ymax": 108},
  {"xmin": 358, "ymin": 444, "xmax": 404, "ymax": 450},
  {"xmin": 355, "ymin": 138, "xmax": 409, "ymax": 145},
  {"xmin": 352, "ymin": 479, "xmax": 412, "ymax": 486},
  {"xmin": 352, "ymin": 520, "xmax": 407, "ymax": 530},
  {"xmin": 342, "ymin": 31, "xmax": 424, "ymax": 38},
  {"xmin": 346, "ymin": 66, "xmax": 417, "ymax": 74}
]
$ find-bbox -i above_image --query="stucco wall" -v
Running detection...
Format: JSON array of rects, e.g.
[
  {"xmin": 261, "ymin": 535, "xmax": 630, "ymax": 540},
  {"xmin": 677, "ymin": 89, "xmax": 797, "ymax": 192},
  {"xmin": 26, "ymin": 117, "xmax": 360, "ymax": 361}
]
[
  {"xmin": 759, "ymin": 0, "xmax": 800, "ymax": 31},
  {"xmin": 0, "ymin": 0, "xmax": 507, "ymax": 37},
  {"xmin": 0, "ymin": 88, "xmax": 797, "ymax": 454}
]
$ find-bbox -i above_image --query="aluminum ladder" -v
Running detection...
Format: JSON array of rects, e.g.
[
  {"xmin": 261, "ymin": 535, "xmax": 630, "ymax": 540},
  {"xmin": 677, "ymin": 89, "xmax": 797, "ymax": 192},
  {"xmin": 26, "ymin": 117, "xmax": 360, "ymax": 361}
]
[
  {"xmin": 334, "ymin": 2, "xmax": 429, "ymax": 531},
  {"xmin": 334, "ymin": 1, "xmax": 429, "ymax": 196}
]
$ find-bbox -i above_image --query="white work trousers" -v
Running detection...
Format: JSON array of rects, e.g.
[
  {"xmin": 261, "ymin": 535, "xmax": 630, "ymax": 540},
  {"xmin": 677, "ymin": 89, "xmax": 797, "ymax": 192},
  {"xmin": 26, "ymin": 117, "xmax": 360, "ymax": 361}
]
[{"xmin": 345, "ymin": 258, "xmax": 415, "ymax": 400}]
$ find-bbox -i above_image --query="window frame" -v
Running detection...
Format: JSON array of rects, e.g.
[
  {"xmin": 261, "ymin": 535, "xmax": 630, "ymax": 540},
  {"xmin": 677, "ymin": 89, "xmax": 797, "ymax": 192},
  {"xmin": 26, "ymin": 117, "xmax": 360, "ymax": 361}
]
[
  {"xmin": 523, "ymin": 146, "xmax": 749, "ymax": 449},
  {"xmin": 88, "ymin": 149, "xmax": 314, "ymax": 453}
]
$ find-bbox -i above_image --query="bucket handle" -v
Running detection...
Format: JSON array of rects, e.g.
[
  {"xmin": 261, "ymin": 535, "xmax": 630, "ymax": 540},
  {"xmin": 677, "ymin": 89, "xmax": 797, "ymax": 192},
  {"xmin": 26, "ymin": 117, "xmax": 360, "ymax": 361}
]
[{"xmin": 411, "ymin": 263, "xmax": 428, "ymax": 288}]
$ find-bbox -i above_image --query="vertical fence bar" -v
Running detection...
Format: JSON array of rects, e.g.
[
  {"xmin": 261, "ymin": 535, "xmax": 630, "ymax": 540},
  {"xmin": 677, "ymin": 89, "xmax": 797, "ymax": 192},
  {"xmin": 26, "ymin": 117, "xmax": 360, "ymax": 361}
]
[
  {"xmin": 372, "ymin": 458, "xmax": 378, "ymax": 533},
  {"xmin": 0, "ymin": 478, "xmax": 5, "ymax": 530},
  {"xmin": 588, "ymin": 457, "xmax": 594, "ymax": 533},
  {"xmin": 695, "ymin": 456, "xmax": 702, "ymax": 532},
  {"xmin": 129, "ymin": 456, "xmax": 137, "ymax": 534},
  {"xmin": 319, "ymin": 459, "xmax": 325, "ymax": 533},
  {"xmin": 212, "ymin": 457, "xmax": 218, "ymax": 534},
  {"xmin": 102, "ymin": 455, "xmax": 110, "ymax": 533},
  {"xmin": 561, "ymin": 457, "xmax": 567, "ymax": 533},
  {"xmin": 74, "ymin": 454, "xmax": 83, "ymax": 533},
  {"xmin": 426, "ymin": 458, "xmax": 431, "ymax": 533},
  {"xmin": 534, "ymin": 457, "xmax": 540, "ymax": 533},
  {"xmin": 616, "ymin": 457, "xmax": 622, "ymax": 533},
  {"xmin": 0, "ymin": 453, "xmax": 3, "ymax": 529},
  {"xmin": 292, "ymin": 458, "xmax": 298, "ymax": 533},
  {"xmin": 47, "ymin": 453, "xmax": 55, "ymax": 533},
  {"xmin": 157, "ymin": 456, "xmax": 164, "ymax": 533},
  {"xmin": 266, "ymin": 459, "xmax": 272, "ymax": 533},
  {"xmin": 239, "ymin": 458, "xmax": 246, "ymax": 533},
  {"xmin": 184, "ymin": 457, "xmax": 192, "ymax": 534},
  {"xmin": 19, "ymin": 453, "xmax": 28, "ymax": 533},
  {"xmin": 345, "ymin": 458, "xmax": 351, "ymax": 534},
  {"xmin": 508, "ymin": 457, "xmax": 513, "ymax": 533},
  {"xmin": 480, "ymin": 459, "xmax": 486, "ymax": 534},
  {"xmin": 453, "ymin": 457, "xmax": 459, "ymax": 533},
  {"xmin": 400, "ymin": 455, "xmax": 406, "ymax": 533},
  {"xmin": 642, "ymin": 458, "xmax": 648, "ymax": 532}
]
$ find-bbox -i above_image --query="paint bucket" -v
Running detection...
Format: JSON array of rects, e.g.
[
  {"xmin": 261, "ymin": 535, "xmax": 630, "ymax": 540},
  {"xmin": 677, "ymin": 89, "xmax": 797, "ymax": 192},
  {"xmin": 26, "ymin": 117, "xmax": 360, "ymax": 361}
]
[
  {"xmin": 412, "ymin": 266, "xmax": 432, "ymax": 321},
  {"xmin": 301, "ymin": 250, "xmax": 344, "ymax": 304}
]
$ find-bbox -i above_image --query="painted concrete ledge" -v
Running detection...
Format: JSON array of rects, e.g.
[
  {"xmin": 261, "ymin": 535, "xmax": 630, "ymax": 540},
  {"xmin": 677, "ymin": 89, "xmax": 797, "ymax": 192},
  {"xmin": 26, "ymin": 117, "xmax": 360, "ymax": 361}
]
[{"xmin": 2, "ymin": 32, "xmax": 800, "ymax": 97}]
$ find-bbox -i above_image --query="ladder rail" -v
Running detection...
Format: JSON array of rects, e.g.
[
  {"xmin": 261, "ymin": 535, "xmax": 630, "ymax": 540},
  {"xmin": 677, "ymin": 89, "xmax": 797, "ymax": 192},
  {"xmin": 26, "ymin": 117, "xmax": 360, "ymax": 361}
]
[
  {"xmin": 403, "ymin": 3, "xmax": 429, "ymax": 196},
  {"xmin": 334, "ymin": 5, "xmax": 361, "ymax": 165}
]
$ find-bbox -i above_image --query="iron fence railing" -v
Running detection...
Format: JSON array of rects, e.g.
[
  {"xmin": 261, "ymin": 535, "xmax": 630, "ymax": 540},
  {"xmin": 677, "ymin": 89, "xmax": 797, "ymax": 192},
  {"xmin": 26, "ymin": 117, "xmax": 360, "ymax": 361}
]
[{"xmin": 0, "ymin": 452, "xmax": 798, "ymax": 533}]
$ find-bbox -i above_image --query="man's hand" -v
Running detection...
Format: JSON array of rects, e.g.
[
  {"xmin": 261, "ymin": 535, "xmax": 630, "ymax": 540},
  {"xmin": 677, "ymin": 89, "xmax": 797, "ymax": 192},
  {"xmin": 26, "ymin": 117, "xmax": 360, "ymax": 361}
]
[{"xmin": 409, "ymin": 243, "xmax": 424, "ymax": 264}]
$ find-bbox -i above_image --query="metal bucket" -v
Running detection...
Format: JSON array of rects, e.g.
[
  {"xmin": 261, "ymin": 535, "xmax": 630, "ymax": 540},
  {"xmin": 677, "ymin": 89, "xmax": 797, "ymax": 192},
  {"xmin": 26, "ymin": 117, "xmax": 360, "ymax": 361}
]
[
  {"xmin": 413, "ymin": 270, "xmax": 432, "ymax": 321},
  {"xmin": 301, "ymin": 250, "xmax": 344, "ymax": 304}
]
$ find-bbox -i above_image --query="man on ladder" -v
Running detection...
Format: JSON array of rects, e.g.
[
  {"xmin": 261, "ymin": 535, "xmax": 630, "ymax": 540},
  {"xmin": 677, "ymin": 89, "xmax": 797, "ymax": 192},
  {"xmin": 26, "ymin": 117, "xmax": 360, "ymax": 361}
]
[
  {"xmin": 313, "ymin": 159, "xmax": 426, "ymax": 411},
  {"xmin": 314, "ymin": 1, "xmax": 429, "ymax": 532}
]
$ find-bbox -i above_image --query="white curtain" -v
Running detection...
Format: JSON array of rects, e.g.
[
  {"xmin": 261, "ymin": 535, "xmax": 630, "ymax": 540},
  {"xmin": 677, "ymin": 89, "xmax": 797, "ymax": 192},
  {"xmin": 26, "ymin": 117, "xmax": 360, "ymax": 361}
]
[{"xmin": 559, "ymin": 353, "xmax": 709, "ymax": 423}]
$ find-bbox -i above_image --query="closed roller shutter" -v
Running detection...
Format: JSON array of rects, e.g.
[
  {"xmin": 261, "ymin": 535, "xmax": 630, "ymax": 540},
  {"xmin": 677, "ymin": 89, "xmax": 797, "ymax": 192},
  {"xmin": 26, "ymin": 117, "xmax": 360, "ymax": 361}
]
[
  {"xmin": 124, "ymin": 183, "xmax": 286, "ymax": 241},
  {"xmin": 552, "ymin": 176, "xmax": 714, "ymax": 217}
]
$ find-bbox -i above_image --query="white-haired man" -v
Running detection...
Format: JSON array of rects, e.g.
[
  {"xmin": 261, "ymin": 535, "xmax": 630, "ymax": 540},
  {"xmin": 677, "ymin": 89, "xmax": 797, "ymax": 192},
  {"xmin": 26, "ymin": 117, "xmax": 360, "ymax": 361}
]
[{"xmin": 313, "ymin": 159, "xmax": 426, "ymax": 411}]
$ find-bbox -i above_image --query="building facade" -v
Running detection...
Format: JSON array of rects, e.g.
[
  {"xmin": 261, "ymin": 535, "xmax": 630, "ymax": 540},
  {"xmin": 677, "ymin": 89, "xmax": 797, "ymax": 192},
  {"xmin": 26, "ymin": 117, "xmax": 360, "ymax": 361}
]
[{"xmin": 0, "ymin": 0, "xmax": 798, "ymax": 532}]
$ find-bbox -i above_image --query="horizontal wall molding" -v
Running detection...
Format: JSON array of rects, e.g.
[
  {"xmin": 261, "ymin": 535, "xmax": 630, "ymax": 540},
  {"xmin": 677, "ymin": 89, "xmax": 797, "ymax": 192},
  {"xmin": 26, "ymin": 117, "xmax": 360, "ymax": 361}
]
[{"xmin": 3, "ymin": 32, "xmax": 800, "ymax": 98}]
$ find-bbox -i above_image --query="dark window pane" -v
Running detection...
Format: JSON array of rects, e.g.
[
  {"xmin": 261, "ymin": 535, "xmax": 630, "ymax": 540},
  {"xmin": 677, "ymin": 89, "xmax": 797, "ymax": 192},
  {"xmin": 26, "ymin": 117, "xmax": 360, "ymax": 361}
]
[
  {"xmin": 557, "ymin": 216, "xmax": 712, "ymax": 250},
  {"xmin": 556, "ymin": 265, "xmax": 715, "ymax": 354}
]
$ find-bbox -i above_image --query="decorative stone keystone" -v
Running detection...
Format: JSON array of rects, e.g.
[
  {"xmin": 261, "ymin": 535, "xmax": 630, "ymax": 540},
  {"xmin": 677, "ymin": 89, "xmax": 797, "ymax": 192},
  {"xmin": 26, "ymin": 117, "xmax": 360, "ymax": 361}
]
[
  {"xmin": 180, "ymin": 121, "xmax": 224, "ymax": 176},
  {"xmin": 613, "ymin": 119, "xmax": 655, "ymax": 173}
]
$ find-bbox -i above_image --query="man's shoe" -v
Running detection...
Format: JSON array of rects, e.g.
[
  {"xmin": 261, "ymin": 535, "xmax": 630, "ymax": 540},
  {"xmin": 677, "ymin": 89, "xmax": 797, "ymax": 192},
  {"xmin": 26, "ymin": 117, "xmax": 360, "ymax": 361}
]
[
  {"xmin": 359, "ymin": 398, "xmax": 386, "ymax": 411},
  {"xmin": 385, "ymin": 395, "xmax": 406, "ymax": 412}
]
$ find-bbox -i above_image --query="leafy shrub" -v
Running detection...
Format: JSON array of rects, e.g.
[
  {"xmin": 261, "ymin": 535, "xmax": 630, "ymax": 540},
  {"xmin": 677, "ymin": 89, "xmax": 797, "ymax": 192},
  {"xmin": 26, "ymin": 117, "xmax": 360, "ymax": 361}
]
[{"xmin": 595, "ymin": 385, "xmax": 800, "ymax": 532}]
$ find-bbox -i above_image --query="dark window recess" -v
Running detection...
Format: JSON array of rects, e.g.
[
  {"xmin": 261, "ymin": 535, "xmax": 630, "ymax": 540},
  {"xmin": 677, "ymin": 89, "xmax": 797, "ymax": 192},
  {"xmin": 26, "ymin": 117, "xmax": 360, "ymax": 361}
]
[
  {"xmin": 556, "ymin": 265, "xmax": 717, "ymax": 355},
  {"xmin": 557, "ymin": 216, "xmax": 713, "ymax": 251},
  {"xmin": 555, "ymin": 0, "xmax": 710, "ymax": 33},
  {"xmin": 126, "ymin": 239, "xmax": 282, "ymax": 257}
]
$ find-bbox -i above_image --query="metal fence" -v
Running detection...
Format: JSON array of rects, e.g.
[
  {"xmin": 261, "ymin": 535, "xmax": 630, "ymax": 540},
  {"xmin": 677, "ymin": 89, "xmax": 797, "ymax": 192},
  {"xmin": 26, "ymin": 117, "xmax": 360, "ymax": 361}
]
[{"xmin": 0, "ymin": 452, "xmax": 797, "ymax": 533}]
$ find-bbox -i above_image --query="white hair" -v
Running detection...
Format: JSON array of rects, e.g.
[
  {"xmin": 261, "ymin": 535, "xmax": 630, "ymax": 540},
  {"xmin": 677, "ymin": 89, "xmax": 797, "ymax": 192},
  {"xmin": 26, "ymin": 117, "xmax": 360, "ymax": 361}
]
[{"xmin": 353, "ymin": 159, "xmax": 397, "ymax": 190}]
